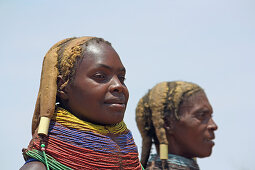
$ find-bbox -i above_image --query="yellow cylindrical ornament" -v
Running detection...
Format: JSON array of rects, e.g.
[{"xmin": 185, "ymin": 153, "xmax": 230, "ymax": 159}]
[
  {"xmin": 160, "ymin": 144, "xmax": 168, "ymax": 160},
  {"xmin": 38, "ymin": 117, "xmax": 51, "ymax": 135}
]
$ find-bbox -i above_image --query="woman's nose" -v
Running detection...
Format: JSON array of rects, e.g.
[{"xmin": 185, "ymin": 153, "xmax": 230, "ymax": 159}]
[
  {"xmin": 208, "ymin": 118, "xmax": 218, "ymax": 131},
  {"xmin": 109, "ymin": 76, "xmax": 124, "ymax": 93}
]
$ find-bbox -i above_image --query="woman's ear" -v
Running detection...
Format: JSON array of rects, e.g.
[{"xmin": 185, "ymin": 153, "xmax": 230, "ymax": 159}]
[
  {"xmin": 57, "ymin": 76, "xmax": 69, "ymax": 100},
  {"xmin": 164, "ymin": 117, "xmax": 175, "ymax": 135}
]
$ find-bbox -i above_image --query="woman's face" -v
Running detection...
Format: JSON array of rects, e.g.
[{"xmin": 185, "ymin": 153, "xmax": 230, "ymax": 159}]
[
  {"xmin": 169, "ymin": 90, "xmax": 218, "ymax": 158},
  {"xmin": 63, "ymin": 42, "xmax": 129, "ymax": 125}
]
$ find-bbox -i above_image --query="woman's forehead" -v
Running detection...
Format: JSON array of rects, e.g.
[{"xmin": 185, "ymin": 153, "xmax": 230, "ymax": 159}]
[
  {"xmin": 185, "ymin": 91, "xmax": 207, "ymax": 103},
  {"xmin": 180, "ymin": 91, "xmax": 212, "ymax": 112},
  {"xmin": 83, "ymin": 43, "xmax": 122, "ymax": 64},
  {"xmin": 74, "ymin": 42, "xmax": 124, "ymax": 75},
  {"xmin": 85, "ymin": 42, "xmax": 104, "ymax": 55}
]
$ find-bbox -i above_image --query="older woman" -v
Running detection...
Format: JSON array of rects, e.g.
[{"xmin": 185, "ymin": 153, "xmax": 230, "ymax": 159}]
[{"xmin": 136, "ymin": 81, "xmax": 218, "ymax": 170}]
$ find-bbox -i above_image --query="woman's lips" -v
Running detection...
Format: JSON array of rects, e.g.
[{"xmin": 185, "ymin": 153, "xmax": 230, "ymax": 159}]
[
  {"xmin": 205, "ymin": 138, "xmax": 215, "ymax": 146},
  {"xmin": 104, "ymin": 99, "xmax": 126, "ymax": 111}
]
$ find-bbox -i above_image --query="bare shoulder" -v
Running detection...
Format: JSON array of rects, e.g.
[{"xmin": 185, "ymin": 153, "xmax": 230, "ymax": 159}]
[{"xmin": 20, "ymin": 162, "xmax": 46, "ymax": 170}]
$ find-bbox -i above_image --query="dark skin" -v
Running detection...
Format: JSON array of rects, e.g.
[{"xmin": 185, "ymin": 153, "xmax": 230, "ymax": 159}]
[
  {"xmin": 60, "ymin": 41, "xmax": 129, "ymax": 125},
  {"xmin": 20, "ymin": 41, "xmax": 129, "ymax": 169},
  {"xmin": 20, "ymin": 162, "xmax": 46, "ymax": 170},
  {"xmin": 164, "ymin": 90, "xmax": 218, "ymax": 159}
]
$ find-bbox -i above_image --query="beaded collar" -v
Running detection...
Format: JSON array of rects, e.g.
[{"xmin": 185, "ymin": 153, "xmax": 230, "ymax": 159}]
[
  {"xmin": 148, "ymin": 153, "xmax": 200, "ymax": 170},
  {"xmin": 24, "ymin": 107, "xmax": 141, "ymax": 170}
]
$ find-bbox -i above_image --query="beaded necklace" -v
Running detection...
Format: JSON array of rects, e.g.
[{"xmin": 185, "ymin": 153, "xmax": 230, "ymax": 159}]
[
  {"xmin": 147, "ymin": 154, "xmax": 199, "ymax": 170},
  {"xmin": 24, "ymin": 107, "xmax": 141, "ymax": 170}
]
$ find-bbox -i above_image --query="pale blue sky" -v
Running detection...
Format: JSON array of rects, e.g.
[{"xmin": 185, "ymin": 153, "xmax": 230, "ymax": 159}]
[{"xmin": 1, "ymin": 0, "xmax": 254, "ymax": 169}]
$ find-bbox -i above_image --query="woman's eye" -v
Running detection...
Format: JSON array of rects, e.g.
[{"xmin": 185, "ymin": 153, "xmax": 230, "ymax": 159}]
[
  {"xmin": 196, "ymin": 111, "xmax": 212, "ymax": 121},
  {"xmin": 118, "ymin": 76, "xmax": 126, "ymax": 83},
  {"xmin": 196, "ymin": 111, "xmax": 206, "ymax": 119},
  {"xmin": 93, "ymin": 73, "xmax": 105, "ymax": 79}
]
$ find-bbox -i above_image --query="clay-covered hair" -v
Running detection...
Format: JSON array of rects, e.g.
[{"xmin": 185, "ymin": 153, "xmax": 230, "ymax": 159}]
[
  {"xmin": 135, "ymin": 81, "xmax": 203, "ymax": 168},
  {"xmin": 32, "ymin": 37, "xmax": 111, "ymax": 136}
]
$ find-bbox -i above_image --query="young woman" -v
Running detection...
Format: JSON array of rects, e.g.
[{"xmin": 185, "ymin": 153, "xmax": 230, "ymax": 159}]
[
  {"xmin": 21, "ymin": 37, "xmax": 142, "ymax": 170},
  {"xmin": 136, "ymin": 81, "xmax": 218, "ymax": 170}
]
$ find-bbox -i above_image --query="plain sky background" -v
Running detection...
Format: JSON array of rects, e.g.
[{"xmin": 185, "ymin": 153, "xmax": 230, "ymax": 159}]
[{"xmin": 1, "ymin": 0, "xmax": 254, "ymax": 169}]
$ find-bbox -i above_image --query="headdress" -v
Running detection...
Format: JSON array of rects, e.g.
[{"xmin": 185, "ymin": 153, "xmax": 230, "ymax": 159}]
[{"xmin": 32, "ymin": 37, "xmax": 95, "ymax": 135}]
